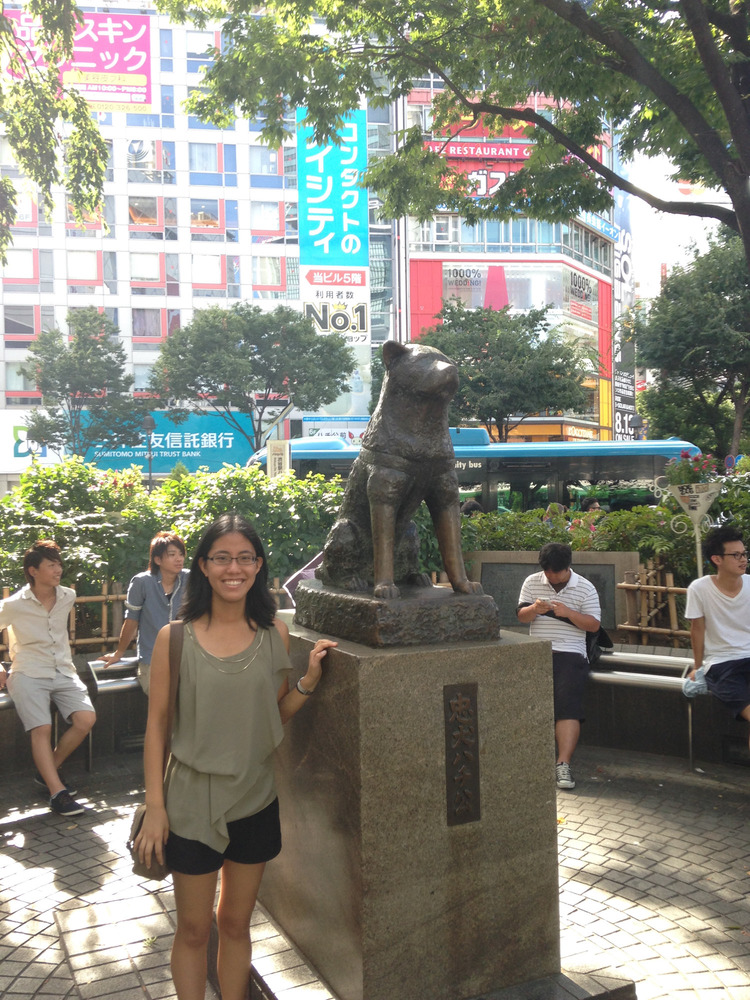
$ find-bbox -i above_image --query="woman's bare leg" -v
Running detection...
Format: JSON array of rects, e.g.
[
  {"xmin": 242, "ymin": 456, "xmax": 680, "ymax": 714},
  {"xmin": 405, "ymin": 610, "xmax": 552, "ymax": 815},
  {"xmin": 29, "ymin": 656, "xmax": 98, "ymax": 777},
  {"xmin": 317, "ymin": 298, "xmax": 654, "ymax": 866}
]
[
  {"xmin": 216, "ymin": 859, "xmax": 266, "ymax": 1000},
  {"xmin": 171, "ymin": 870, "xmax": 219, "ymax": 1000}
]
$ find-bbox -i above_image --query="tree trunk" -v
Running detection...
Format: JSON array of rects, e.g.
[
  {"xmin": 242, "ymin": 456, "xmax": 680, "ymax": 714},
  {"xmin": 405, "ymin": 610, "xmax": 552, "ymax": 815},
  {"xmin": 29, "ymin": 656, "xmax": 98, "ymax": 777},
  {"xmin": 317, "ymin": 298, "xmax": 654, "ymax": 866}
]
[{"xmin": 730, "ymin": 393, "xmax": 748, "ymax": 456}]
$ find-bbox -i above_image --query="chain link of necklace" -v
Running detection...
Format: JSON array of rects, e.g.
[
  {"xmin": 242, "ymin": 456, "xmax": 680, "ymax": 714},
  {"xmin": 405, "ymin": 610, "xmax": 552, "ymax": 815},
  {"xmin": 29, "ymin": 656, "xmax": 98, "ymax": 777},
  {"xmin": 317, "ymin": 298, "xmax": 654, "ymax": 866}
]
[{"xmin": 193, "ymin": 626, "xmax": 264, "ymax": 674}]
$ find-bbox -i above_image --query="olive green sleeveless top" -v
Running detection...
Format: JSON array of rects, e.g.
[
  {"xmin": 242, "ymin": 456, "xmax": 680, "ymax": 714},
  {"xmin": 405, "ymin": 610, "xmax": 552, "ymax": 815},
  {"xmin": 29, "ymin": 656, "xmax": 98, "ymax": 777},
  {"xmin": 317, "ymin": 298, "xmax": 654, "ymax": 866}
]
[{"xmin": 165, "ymin": 621, "xmax": 291, "ymax": 852}]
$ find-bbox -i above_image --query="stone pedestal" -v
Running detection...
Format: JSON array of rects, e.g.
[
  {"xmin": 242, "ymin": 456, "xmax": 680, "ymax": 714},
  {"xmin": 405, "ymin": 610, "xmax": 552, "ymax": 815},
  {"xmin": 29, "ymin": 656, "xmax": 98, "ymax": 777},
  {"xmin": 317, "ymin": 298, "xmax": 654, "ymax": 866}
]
[
  {"xmin": 294, "ymin": 579, "xmax": 500, "ymax": 647},
  {"xmin": 259, "ymin": 625, "xmax": 560, "ymax": 1000}
]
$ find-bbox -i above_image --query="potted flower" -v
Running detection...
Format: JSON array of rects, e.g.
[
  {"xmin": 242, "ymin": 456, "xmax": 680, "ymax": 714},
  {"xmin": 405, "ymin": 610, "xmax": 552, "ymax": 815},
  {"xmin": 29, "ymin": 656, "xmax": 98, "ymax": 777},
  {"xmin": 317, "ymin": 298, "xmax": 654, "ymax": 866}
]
[
  {"xmin": 664, "ymin": 451, "xmax": 719, "ymax": 485},
  {"xmin": 661, "ymin": 453, "xmax": 721, "ymax": 573}
]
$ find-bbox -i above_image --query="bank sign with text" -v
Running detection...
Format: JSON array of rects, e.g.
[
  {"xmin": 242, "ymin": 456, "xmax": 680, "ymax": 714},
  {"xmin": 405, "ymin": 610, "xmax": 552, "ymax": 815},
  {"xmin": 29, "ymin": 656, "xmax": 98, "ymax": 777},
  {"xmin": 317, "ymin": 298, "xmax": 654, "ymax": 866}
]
[{"xmin": 1, "ymin": 412, "xmax": 254, "ymax": 475}]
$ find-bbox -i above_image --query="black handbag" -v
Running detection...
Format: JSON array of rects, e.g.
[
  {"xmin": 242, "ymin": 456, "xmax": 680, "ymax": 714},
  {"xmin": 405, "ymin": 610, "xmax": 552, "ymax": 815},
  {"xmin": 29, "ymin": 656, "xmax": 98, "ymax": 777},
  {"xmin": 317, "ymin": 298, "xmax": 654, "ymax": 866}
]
[
  {"xmin": 586, "ymin": 625, "xmax": 613, "ymax": 665},
  {"xmin": 127, "ymin": 621, "xmax": 183, "ymax": 881}
]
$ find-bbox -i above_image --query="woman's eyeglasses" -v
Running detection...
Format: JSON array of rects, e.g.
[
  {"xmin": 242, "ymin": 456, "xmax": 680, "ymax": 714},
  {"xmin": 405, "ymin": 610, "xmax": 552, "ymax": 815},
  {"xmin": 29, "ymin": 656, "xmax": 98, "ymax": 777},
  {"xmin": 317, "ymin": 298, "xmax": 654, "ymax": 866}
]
[{"xmin": 205, "ymin": 554, "xmax": 258, "ymax": 566}]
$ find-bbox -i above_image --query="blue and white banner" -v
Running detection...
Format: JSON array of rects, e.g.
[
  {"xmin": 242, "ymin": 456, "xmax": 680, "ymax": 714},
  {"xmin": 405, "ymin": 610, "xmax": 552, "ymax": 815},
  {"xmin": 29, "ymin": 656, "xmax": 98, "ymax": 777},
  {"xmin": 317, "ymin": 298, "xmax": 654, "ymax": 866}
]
[{"xmin": 296, "ymin": 108, "xmax": 369, "ymax": 268}]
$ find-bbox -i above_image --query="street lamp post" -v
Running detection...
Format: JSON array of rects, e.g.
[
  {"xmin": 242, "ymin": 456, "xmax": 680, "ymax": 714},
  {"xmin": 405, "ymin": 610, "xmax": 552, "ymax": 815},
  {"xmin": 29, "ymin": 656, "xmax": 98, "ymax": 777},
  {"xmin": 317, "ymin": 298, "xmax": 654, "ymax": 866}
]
[{"xmin": 141, "ymin": 415, "xmax": 156, "ymax": 492}]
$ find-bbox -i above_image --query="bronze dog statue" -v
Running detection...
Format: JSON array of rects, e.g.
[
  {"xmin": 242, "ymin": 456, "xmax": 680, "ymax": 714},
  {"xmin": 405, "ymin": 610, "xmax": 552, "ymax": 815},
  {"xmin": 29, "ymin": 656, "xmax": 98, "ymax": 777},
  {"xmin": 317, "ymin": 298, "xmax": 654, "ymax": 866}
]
[{"xmin": 317, "ymin": 340, "xmax": 484, "ymax": 600}]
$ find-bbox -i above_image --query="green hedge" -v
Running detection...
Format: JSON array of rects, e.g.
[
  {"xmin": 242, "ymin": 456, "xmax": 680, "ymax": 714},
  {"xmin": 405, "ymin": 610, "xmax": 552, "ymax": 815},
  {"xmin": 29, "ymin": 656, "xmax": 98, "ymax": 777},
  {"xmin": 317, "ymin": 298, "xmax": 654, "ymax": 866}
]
[{"xmin": 0, "ymin": 458, "xmax": 745, "ymax": 592}]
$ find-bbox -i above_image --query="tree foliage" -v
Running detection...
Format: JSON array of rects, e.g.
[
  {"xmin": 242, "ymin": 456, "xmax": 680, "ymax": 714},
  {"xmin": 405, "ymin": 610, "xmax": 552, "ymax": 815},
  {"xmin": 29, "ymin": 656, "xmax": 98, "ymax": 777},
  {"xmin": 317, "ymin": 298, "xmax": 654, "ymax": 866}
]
[
  {"xmin": 632, "ymin": 231, "xmax": 750, "ymax": 456},
  {"xmin": 20, "ymin": 307, "xmax": 149, "ymax": 461},
  {"xmin": 420, "ymin": 299, "xmax": 590, "ymax": 440},
  {"xmin": 148, "ymin": 303, "xmax": 355, "ymax": 453},
  {"xmin": 636, "ymin": 384, "xmax": 736, "ymax": 459},
  {"xmin": 0, "ymin": 2, "xmax": 107, "ymax": 261},
  {"xmin": 158, "ymin": 0, "xmax": 750, "ymax": 269}
]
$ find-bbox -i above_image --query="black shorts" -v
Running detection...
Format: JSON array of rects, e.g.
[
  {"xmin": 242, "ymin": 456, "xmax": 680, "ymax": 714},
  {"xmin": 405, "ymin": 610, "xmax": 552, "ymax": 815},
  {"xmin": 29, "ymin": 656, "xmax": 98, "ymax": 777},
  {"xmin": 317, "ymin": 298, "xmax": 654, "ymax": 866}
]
[
  {"xmin": 705, "ymin": 658, "xmax": 750, "ymax": 719},
  {"xmin": 552, "ymin": 651, "xmax": 590, "ymax": 722},
  {"xmin": 166, "ymin": 797, "xmax": 282, "ymax": 876}
]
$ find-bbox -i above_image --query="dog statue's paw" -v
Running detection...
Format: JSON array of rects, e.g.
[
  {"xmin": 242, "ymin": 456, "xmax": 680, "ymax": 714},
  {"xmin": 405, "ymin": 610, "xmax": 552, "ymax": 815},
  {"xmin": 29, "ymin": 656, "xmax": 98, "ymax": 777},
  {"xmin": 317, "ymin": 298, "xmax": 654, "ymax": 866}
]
[
  {"xmin": 374, "ymin": 582, "xmax": 401, "ymax": 600},
  {"xmin": 452, "ymin": 579, "xmax": 484, "ymax": 595}
]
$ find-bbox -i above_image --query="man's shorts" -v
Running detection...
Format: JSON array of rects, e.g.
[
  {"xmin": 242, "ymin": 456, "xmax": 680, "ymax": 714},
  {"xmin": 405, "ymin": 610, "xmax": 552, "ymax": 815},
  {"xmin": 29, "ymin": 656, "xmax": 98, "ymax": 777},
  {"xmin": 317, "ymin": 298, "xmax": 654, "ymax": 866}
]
[
  {"xmin": 165, "ymin": 798, "xmax": 282, "ymax": 876},
  {"xmin": 552, "ymin": 651, "xmax": 590, "ymax": 722},
  {"xmin": 705, "ymin": 657, "xmax": 750, "ymax": 719},
  {"xmin": 6, "ymin": 670, "xmax": 95, "ymax": 732}
]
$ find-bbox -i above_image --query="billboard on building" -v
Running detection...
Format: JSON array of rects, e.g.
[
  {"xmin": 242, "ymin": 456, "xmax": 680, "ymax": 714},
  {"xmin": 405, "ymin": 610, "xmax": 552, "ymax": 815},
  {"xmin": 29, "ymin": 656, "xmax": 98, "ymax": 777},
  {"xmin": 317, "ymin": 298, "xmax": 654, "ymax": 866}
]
[
  {"xmin": 0, "ymin": 411, "xmax": 254, "ymax": 476},
  {"xmin": 7, "ymin": 11, "xmax": 152, "ymax": 111},
  {"xmin": 297, "ymin": 108, "xmax": 370, "ymax": 350}
]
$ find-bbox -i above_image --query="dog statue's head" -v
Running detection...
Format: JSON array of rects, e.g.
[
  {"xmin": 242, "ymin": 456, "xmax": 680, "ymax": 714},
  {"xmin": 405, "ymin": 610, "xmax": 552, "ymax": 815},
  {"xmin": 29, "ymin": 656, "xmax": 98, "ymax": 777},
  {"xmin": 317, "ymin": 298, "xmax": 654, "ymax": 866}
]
[{"xmin": 381, "ymin": 341, "xmax": 458, "ymax": 400}]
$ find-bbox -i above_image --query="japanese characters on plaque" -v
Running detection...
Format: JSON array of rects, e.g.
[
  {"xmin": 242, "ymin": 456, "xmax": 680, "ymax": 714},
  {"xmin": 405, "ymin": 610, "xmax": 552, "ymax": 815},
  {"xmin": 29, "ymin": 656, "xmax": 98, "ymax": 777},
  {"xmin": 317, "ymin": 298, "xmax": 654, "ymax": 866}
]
[
  {"xmin": 296, "ymin": 109, "xmax": 371, "ymax": 346},
  {"xmin": 443, "ymin": 683, "xmax": 481, "ymax": 826}
]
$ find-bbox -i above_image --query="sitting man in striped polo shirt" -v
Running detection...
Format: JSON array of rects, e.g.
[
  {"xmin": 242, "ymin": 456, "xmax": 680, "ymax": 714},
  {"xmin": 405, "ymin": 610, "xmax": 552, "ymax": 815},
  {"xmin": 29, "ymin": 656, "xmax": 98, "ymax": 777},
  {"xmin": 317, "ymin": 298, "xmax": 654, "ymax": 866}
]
[{"xmin": 517, "ymin": 542, "xmax": 601, "ymax": 791}]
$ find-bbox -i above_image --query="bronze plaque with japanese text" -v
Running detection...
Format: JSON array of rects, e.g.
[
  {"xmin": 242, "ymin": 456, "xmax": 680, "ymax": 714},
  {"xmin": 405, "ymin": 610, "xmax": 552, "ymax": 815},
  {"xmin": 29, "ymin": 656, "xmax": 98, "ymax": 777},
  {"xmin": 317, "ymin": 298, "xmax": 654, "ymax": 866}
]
[{"xmin": 444, "ymin": 683, "xmax": 480, "ymax": 826}]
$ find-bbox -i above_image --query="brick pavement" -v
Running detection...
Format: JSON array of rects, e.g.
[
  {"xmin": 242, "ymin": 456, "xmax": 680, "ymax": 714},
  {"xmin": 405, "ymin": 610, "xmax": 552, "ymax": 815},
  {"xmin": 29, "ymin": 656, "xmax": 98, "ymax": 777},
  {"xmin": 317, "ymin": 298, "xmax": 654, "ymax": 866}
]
[{"xmin": 1, "ymin": 746, "xmax": 749, "ymax": 999}]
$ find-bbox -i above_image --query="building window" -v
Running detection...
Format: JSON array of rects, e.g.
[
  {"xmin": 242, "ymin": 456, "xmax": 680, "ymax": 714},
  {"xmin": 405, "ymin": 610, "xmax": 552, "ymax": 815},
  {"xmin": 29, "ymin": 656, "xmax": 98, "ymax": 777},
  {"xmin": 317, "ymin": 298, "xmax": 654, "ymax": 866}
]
[
  {"xmin": 132, "ymin": 309, "xmax": 162, "ymax": 338},
  {"xmin": 166, "ymin": 254, "xmax": 180, "ymax": 296},
  {"xmin": 251, "ymin": 201, "xmax": 281, "ymax": 231},
  {"xmin": 283, "ymin": 146, "xmax": 297, "ymax": 188},
  {"xmin": 6, "ymin": 363, "xmax": 37, "ymax": 391},
  {"xmin": 187, "ymin": 30, "xmax": 216, "ymax": 73},
  {"xmin": 192, "ymin": 254, "xmax": 222, "ymax": 285},
  {"xmin": 127, "ymin": 139, "xmax": 175, "ymax": 184},
  {"xmin": 67, "ymin": 251, "xmax": 99, "ymax": 282},
  {"xmin": 160, "ymin": 28, "xmax": 173, "ymax": 72},
  {"xmin": 249, "ymin": 146, "xmax": 279, "ymax": 175},
  {"xmin": 3, "ymin": 249, "xmax": 35, "ymax": 280},
  {"xmin": 131, "ymin": 253, "xmax": 161, "ymax": 283},
  {"xmin": 190, "ymin": 198, "xmax": 220, "ymax": 230},
  {"xmin": 129, "ymin": 196, "xmax": 158, "ymax": 227},
  {"xmin": 253, "ymin": 256, "xmax": 283, "ymax": 286},
  {"xmin": 133, "ymin": 364, "xmax": 153, "ymax": 391},
  {"xmin": 4, "ymin": 305, "xmax": 34, "ymax": 337}
]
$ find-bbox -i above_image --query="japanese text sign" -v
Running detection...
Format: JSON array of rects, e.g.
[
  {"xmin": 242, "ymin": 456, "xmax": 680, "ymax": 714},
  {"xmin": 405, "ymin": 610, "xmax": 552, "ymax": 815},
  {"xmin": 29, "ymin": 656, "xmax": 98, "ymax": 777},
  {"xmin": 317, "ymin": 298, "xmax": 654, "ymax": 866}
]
[
  {"xmin": 7, "ymin": 11, "xmax": 152, "ymax": 111},
  {"xmin": 296, "ymin": 108, "xmax": 370, "ymax": 268}
]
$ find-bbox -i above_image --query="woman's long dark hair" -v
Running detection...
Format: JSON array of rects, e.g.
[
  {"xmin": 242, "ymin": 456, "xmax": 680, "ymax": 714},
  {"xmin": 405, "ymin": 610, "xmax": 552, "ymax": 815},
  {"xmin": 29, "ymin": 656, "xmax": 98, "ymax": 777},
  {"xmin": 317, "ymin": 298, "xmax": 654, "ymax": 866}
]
[{"xmin": 180, "ymin": 513, "xmax": 277, "ymax": 629}]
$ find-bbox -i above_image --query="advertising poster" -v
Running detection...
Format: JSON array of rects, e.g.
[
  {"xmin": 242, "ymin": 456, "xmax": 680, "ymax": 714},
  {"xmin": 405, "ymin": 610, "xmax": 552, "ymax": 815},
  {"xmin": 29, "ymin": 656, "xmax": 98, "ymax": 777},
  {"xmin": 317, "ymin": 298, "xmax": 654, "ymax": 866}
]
[
  {"xmin": 0, "ymin": 411, "xmax": 254, "ymax": 475},
  {"xmin": 612, "ymin": 141, "xmax": 638, "ymax": 440},
  {"xmin": 297, "ymin": 108, "xmax": 371, "ymax": 419},
  {"xmin": 7, "ymin": 11, "xmax": 152, "ymax": 111}
]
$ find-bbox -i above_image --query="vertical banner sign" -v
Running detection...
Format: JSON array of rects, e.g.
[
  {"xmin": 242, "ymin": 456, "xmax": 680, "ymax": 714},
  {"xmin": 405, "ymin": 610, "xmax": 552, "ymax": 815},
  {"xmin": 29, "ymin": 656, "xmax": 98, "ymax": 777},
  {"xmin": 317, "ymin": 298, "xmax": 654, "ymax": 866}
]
[
  {"xmin": 266, "ymin": 440, "xmax": 291, "ymax": 479},
  {"xmin": 612, "ymin": 142, "xmax": 637, "ymax": 440},
  {"xmin": 7, "ymin": 11, "xmax": 152, "ymax": 111},
  {"xmin": 297, "ymin": 109, "xmax": 371, "ymax": 346}
]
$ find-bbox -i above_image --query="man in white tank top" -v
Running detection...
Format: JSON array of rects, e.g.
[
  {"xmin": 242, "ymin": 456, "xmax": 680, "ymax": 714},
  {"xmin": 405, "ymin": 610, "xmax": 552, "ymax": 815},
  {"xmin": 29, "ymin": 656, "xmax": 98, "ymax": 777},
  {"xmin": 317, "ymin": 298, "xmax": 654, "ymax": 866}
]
[{"xmin": 685, "ymin": 526, "xmax": 750, "ymax": 749}]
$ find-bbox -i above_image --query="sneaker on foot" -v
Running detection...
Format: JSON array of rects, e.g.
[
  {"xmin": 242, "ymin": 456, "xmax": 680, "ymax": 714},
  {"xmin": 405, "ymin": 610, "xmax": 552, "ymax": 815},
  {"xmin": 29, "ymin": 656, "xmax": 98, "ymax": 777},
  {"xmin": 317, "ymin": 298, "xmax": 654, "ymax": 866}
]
[
  {"xmin": 35, "ymin": 772, "xmax": 77, "ymax": 796},
  {"xmin": 555, "ymin": 762, "xmax": 576, "ymax": 790},
  {"xmin": 49, "ymin": 790, "xmax": 85, "ymax": 816}
]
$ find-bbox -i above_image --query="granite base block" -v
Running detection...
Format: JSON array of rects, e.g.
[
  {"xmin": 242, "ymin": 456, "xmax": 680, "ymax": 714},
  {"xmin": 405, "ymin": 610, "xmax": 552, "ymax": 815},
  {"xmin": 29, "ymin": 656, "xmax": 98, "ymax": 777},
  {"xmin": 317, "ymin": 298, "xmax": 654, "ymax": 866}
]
[
  {"xmin": 260, "ymin": 627, "xmax": 561, "ymax": 1000},
  {"xmin": 476, "ymin": 971, "xmax": 637, "ymax": 1000},
  {"xmin": 294, "ymin": 579, "xmax": 500, "ymax": 647}
]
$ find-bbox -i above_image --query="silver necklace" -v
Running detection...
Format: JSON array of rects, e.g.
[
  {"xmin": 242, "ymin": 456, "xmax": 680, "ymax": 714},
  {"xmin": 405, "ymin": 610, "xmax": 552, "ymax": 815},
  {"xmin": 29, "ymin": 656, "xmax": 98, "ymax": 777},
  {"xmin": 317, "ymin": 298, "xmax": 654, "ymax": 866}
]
[{"xmin": 193, "ymin": 626, "xmax": 264, "ymax": 674}]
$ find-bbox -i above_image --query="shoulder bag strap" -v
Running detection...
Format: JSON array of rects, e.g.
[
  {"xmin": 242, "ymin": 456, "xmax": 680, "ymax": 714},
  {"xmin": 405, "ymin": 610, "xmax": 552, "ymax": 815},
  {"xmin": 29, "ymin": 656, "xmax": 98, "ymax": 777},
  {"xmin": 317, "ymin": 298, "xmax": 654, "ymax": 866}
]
[{"xmin": 162, "ymin": 620, "xmax": 184, "ymax": 774}]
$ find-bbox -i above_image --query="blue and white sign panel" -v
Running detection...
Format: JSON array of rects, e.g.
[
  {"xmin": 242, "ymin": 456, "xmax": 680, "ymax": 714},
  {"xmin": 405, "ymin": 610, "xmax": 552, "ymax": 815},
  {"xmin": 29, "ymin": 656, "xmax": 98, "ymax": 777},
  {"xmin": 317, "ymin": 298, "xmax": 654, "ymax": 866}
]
[
  {"xmin": 97, "ymin": 413, "xmax": 254, "ymax": 472},
  {"xmin": 296, "ymin": 108, "xmax": 369, "ymax": 269},
  {"xmin": 0, "ymin": 410, "xmax": 254, "ymax": 475}
]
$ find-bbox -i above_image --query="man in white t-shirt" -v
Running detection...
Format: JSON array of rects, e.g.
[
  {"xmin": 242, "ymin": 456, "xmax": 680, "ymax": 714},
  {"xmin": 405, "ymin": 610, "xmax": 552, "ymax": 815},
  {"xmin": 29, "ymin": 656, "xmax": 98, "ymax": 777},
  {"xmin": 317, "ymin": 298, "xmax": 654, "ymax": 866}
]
[
  {"xmin": 517, "ymin": 542, "xmax": 601, "ymax": 791},
  {"xmin": 685, "ymin": 526, "xmax": 750, "ymax": 747}
]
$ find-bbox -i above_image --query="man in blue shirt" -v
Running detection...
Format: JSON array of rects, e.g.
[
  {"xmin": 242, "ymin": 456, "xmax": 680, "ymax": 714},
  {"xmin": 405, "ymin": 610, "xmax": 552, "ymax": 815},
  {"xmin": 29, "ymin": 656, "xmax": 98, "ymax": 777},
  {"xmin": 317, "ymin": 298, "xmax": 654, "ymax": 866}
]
[{"xmin": 102, "ymin": 532, "xmax": 189, "ymax": 693}]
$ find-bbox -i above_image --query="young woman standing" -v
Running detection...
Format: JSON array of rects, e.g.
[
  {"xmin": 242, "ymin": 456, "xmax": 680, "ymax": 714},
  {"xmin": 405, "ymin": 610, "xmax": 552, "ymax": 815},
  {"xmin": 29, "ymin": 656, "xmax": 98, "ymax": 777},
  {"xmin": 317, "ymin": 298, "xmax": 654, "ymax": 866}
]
[{"xmin": 135, "ymin": 513, "xmax": 335, "ymax": 1000}]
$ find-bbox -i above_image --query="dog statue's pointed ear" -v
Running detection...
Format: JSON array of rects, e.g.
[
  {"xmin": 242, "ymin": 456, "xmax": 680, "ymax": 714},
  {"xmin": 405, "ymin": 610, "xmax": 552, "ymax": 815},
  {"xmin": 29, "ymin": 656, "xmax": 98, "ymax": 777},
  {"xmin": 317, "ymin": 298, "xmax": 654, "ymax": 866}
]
[{"xmin": 382, "ymin": 340, "xmax": 409, "ymax": 369}]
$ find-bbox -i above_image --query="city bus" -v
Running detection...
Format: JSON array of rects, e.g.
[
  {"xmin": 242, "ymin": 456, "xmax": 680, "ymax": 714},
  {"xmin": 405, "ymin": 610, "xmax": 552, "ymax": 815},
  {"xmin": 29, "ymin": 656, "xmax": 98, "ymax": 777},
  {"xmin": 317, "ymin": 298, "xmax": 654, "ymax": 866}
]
[{"xmin": 250, "ymin": 429, "xmax": 700, "ymax": 511}]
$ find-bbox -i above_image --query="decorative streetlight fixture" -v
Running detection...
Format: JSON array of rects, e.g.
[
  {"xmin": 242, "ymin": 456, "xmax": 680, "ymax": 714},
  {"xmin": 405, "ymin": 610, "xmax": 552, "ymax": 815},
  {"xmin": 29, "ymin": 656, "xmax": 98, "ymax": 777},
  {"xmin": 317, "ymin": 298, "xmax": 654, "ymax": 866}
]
[
  {"xmin": 630, "ymin": 414, "xmax": 645, "ymax": 440},
  {"xmin": 141, "ymin": 415, "xmax": 156, "ymax": 492}
]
